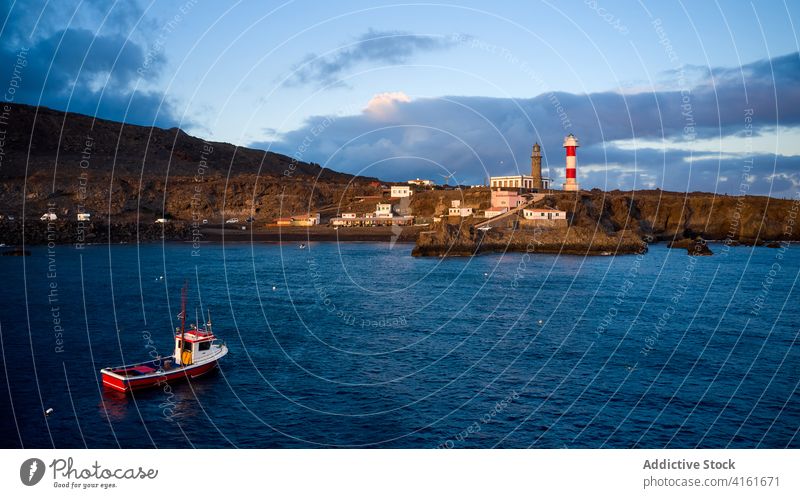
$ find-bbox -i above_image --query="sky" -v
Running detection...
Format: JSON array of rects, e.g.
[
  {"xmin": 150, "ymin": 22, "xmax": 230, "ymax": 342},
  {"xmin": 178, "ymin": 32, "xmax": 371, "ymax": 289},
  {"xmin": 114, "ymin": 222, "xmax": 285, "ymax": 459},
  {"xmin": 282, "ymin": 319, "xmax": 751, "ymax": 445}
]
[{"xmin": 1, "ymin": 0, "xmax": 799, "ymax": 196}]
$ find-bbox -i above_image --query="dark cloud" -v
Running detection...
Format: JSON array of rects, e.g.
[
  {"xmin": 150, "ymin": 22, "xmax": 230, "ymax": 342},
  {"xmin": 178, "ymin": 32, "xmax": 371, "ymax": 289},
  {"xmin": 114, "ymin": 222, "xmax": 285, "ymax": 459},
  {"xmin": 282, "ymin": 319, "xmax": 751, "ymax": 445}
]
[
  {"xmin": 261, "ymin": 52, "xmax": 800, "ymax": 197},
  {"xmin": 0, "ymin": 0, "xmax": 184, "ymax": 128},
  {"xmin": 286, "ymin": 29, "xmax": 460, "ymax": 87}
]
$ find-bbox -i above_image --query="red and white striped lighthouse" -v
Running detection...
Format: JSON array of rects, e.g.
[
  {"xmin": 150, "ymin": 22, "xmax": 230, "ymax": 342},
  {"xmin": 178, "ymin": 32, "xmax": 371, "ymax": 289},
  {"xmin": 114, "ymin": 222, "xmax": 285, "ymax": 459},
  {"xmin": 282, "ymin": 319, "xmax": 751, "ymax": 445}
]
[{"xmin": 562, "ymin": 133, "xmax": 580, "ymax": 192}]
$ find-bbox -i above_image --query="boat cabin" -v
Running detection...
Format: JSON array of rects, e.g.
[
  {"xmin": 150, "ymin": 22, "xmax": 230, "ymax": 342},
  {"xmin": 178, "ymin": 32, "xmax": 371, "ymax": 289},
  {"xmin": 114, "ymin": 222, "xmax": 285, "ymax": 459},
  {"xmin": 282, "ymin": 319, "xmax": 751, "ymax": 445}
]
[{"xmin": 174, "ymin": 323, "xmax": 217, "ymax": 366}]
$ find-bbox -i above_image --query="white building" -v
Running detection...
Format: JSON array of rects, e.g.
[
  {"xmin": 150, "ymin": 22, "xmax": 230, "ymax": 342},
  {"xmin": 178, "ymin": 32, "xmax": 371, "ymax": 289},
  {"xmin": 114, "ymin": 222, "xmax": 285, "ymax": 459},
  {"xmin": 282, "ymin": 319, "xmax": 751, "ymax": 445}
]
[
  {"xmin": 376, "ymin": 203, "xmax": 393, "ymax": 218},
  {"xmin": 489, "ymin": 175, "xmax": 551, "ymax": 190},
  {"xmin": 523, "ymin": 208, "xmax": 566, "ymax": 220},
  {"xmin": 77, "ymin": 213, "xmax": 91, "ymax": 221},
  {"xmin": 341, "ymin": 212, "xmax": 356, "ymax": 219},
  {"xmin": 484, "ymin": 207, "xmax": 508, "ymax": 218},
  {"xmin": 448, "ymin": 199, "xmax": 473, "ymax": 217},
  {"xmin": 390, "ymin": 185, "xmax": 413, "ymax": 198},
  {"xmin": 407, "ymin": 178, "xmax": 433, "ymax": 187},
  {"xmin": 40, "ymin": 213, "xmax": 57, "ymax": 221}
]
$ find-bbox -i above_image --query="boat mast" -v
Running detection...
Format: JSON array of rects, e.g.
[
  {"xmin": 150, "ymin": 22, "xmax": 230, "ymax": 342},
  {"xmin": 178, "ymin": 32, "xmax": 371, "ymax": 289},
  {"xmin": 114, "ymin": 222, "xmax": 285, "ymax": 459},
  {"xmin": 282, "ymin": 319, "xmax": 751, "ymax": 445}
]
[{"xmin": 180, "ymin": 281, "xmax": 187, "ymax": 355}]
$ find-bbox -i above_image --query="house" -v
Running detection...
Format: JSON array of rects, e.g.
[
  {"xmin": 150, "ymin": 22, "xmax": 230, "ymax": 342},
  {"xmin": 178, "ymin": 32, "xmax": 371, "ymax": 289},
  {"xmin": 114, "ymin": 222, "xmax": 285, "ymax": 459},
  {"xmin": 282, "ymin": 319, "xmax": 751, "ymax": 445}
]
[
  {"xmin": 407, "ymin": 178, "xmax": 433, "ymax": 187},
  {"xmin": 491, "ymin": 189, "xmax": 525, "ymax": 208},
  {"xmin": 155, "ymin": 218, "xmax": 168, "ymax": 224},
  {"xmin": 275, "ymin": 217, "xmax": 293, "ymax": 226},
  {"xmin": 523, "ymin": 208, "xmax": 566, "ymax": 220},
  {"xmin": 376, "ymin": 203, "xmax": 393, "ymax": 218},
  {"xmin": 288, "ymin": 213, "xmax": 320, "ymax": 226},
  {"xmin": 40, "ymin": 213, "xmax": 57, "ymax": 221},
  {"xmin": 522, "ymin": 208, "xmax": 568, "ymax": 226},
  {"xmin": 390, "ymin": 185, "xmax": 413, "ymax": 198},
  {"xmin": 448, "ymin": 199, "xmax": 473, "ymax": 217},
  {"xmin": 484, "ymin": 207, "xmax": 508, "ymax": 218},
  {"xmin": 77, "ymin": 213, "xmax": 91, "ymax": 221}
]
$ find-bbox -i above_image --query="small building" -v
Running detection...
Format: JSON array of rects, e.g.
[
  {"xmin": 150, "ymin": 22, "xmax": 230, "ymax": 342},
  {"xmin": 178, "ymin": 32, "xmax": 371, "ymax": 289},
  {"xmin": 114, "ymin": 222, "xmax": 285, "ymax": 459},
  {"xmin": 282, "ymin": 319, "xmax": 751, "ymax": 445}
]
[
  {"xmin": 484, "ymin": 207, "xmax": 508, "ymax": 218},
  {"xmin": 40, "ymin": 213, "xmax": 57, "ymax": 221},
  {"xmin": 77, "ymin": 213, "xmax": 91, "ymax": 221},
  {"xmin": 523, "ymin": 208, "xmax": 566, "ymax": 220},
  {"xmin": 407, "ymin": 178, "xmax": 433, "ymax": 187},
  {"xmin": 289, "ymin": 213, "xmax": 320, "ymax": 226},
  {"xmin": 275, "ymin": 217, "xmax": 293, "ymax": 226},
  {"xmin": 448, "ymin": 199, "xmax": 473, "ymax": 217},
  {"xmin": 491, "ymin": 189, "xmax": 525, "ymax": 209},
  {"xmin": 155, "ymin": 218, "xmax": 168, "ymax": 224},
  {"xmin": 376, "ymin": 203, "xmax": 393, "ymax": 218},
  {"xmin": 390, "ymin": 185, "xmax": 413, "ymax": 198},
  {"xmin": 521, "ymin": 208, "xmax": 568, "ymax": 227},
  {"xmin": 341, "ymin": 212, "xmax": 356, "ymax": 219}
]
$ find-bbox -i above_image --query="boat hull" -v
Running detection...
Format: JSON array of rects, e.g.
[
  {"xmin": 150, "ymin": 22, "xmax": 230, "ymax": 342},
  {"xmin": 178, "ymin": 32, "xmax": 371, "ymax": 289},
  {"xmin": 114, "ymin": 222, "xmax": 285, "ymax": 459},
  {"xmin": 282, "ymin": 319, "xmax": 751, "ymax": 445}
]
[{"xmin": 101, "ymin": 359, "xmax": 219, "ymax": 393}]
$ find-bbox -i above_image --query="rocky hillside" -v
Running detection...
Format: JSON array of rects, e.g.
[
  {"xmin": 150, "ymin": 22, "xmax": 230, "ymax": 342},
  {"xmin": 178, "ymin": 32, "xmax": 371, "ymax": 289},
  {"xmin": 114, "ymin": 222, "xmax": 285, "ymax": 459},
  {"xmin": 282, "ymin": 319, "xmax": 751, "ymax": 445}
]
[
  {"xmin": 0, "ymin": 104, "xmax": 379, "ymax": 222},
  {"xmin": 412, "ymin": 189, "xmax": 799, "ymax": 257},
  {"xmin": 540, "ymin": 189, "xmax": 798, "ymax": 243}
]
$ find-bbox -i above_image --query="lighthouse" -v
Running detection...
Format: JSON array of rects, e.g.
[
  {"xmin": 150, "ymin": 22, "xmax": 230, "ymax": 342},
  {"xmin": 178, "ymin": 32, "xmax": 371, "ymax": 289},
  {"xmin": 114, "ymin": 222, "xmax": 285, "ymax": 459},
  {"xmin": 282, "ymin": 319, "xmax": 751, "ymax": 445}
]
[
  {"xmin": 562, "ymin": 133, "xmax": 580, "ymax": 192},
  {"xmin": 530, "ymin": 143, "xmax": 542, "ymax": 190}
]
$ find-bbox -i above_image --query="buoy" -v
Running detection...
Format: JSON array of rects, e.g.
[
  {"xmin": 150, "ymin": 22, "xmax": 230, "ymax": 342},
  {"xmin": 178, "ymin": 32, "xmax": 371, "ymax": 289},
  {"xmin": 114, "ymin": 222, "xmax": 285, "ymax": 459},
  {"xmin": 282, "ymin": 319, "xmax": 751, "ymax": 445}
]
[
  {"xmin": 45, "ymin": 408, "xmax": 54, "ymax": 416},
  {"xmin": 272, "ymin": 286, "xmax": 277, "ymax": 291},
  {"xmin": 538, "ymin": 319, "xmax": 543, "ymax": 325}
]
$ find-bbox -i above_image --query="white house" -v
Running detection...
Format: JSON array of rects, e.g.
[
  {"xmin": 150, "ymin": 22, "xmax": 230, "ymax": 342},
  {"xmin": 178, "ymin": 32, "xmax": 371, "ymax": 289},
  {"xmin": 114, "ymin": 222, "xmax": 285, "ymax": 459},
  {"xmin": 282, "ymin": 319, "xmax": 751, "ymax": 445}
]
[
  {"xmin": 342, "ymin": 212, "xmax": 356, "ymax": 219},
  {"xmin": 407, "ymin": 178, "xmax": 433, "ymax": 187},
  {"xmin": 390, "ymin": 185, "xmax": 413, "ymax": 198},
  {"xmin": 484, "ymin": 207, "xmax": 508, "ymax": 218},
  {"xmin": 523, "ymin": 208, "xmax": 566, "ymax": 220},
  {"xmin": 40, "ymin": 212, "xmax": 57, "ymax": 221},
  {"xmin": 376, "ymin": 203, "xmax": 393, "ymax": 218},
  {"xmin": 155, "ymin": 218, "xmax": 168, "ymax": 223},
  {"xmin": 448, "ymin": 199, "xmax": 473, "ymax": 217},
  {"xmin": 77, "ymin": 213, "xmax": 91, "ymax": 221}
]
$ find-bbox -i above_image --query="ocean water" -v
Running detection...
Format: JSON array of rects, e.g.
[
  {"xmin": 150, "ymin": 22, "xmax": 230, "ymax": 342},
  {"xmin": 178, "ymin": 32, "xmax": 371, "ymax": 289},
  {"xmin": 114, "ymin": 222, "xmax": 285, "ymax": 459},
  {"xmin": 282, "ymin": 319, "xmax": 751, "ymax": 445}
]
[{"xmin": 0, "ymin": 240, "xmax": 797, "ymax": 448}]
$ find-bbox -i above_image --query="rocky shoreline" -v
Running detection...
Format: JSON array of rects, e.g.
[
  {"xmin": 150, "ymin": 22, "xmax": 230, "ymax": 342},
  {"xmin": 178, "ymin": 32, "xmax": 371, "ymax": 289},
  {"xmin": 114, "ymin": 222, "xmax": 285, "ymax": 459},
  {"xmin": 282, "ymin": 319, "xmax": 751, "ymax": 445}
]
[
  {"xmin": 412, "ymin": 223, "xmax": 647, "ymax": 257},
  {"xmin": 0, "ymin": 220, "xmax": 193, "ymax": 247},
  {"xmin": 0, "ymin": 221, "xmax": 423, "ymax": 247}
]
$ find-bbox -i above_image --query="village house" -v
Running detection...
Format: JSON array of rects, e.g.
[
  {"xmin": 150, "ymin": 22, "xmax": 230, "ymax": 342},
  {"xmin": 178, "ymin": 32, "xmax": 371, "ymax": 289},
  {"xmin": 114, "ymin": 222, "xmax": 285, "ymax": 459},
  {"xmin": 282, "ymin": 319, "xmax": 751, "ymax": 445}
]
[
  {"xmin": 407, "ymin": 178, "xmax": 433, "ymax": 187},
  {"xmin": 448, "ymin": 199, "xmax": 473, "ymax": 217},
  {"xmin": 275, "ymin": 213, "xmax": 320, "ymax": 226},
  {"xmin": 521, "ymin": 207, "xmax": 568, "ymax": 226},
  {"xmin": 390, "ymin": 185, "xmax": 413, "ymax": 198},
  {"xmin": 376, "ymin": 203, "xmax": 393, "ymax": 218},
  {"xmin": 491, "ymin": 189, "xmax": 525, "ymax": 209},
  {"xmin": 484, "ymin": 206, "xmax": 508, "ymax": 218}
]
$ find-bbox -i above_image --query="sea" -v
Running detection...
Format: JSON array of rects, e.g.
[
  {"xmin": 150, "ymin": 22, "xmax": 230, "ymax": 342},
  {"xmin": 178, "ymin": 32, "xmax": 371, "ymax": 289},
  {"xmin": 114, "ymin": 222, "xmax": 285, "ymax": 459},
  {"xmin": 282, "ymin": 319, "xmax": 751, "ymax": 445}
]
[{"xmin": 0, "ymin": 240, "xmax": 798, "ymax": 448}]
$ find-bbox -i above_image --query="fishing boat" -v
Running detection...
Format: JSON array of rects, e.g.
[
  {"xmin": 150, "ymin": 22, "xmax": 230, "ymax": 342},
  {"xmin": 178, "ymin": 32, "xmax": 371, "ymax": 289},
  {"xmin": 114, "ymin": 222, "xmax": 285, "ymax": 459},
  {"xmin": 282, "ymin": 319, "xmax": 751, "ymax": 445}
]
[{"xmin": 101, "ymin": 284, "xmax": 228, "ymax": 393}]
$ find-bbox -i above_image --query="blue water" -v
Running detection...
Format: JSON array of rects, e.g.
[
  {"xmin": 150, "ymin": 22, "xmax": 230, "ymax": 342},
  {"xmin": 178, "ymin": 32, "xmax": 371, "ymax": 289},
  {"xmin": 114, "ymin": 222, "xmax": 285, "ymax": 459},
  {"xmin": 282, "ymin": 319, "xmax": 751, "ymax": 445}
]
[{"xmin": 0, "ymin": 241, "xmax": 798, "ymax": 448}]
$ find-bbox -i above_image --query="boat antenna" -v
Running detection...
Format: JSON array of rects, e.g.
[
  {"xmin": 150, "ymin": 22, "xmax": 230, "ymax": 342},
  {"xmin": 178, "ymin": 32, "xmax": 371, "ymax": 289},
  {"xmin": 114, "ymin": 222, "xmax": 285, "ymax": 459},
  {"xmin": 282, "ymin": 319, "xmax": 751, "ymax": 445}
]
[{"xmin": 207, "ymin": 309, "xmax": 212, "ymax": 332}]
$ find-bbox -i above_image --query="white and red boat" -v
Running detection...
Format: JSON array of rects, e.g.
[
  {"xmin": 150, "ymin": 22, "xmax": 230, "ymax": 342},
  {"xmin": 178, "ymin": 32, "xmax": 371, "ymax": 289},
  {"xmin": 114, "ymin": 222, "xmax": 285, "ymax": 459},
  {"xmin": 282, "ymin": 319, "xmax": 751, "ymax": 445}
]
[{"xmin": 101, "ymin": 285, "xmax": 228, "ymax": 393}]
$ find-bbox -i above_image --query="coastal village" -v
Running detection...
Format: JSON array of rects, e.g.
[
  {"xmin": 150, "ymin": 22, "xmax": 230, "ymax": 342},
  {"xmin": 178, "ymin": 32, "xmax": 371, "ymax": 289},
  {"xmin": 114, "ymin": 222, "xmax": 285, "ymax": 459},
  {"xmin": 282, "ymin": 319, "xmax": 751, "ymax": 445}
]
[{"xmin": 266, "ymin": 134, "xmax": 582, "ymax": 232}]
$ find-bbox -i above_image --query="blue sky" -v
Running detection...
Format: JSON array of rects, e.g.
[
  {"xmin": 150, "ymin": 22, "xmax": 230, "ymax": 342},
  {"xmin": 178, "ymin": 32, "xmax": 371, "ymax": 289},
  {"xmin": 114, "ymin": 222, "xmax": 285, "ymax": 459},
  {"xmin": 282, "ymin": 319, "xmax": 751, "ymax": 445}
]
[{"xmin": 1, "ymin": 0, "xmax": 799, "ymax": 196}]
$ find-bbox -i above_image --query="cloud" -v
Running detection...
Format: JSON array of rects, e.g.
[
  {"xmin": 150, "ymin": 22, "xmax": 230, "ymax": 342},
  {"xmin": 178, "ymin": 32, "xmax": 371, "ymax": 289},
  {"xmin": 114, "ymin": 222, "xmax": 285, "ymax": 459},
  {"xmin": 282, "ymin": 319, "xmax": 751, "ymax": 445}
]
[
  {"xmin": 0, "ymin": 0, "xmax": 184, "ymax": 128},
  {"xmin": 260, "ymin": 52, "xmax": 800, "ymax": 197},
  {"xmin": 286, "ymin": 29, "xmax": 460, "ymax": 87}
]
